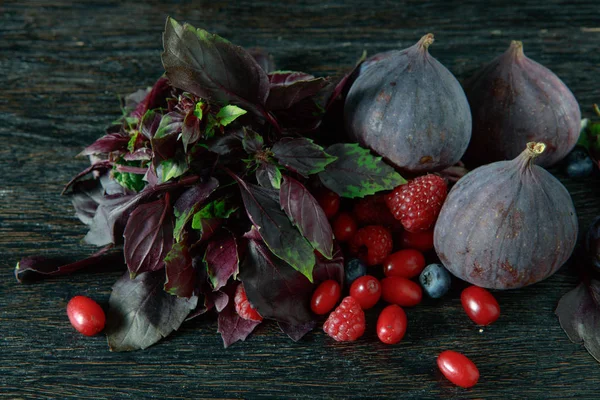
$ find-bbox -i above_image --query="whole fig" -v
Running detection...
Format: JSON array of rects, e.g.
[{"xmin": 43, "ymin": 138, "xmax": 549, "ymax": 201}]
[
  {"xmin": 344, "ymin": 34, "xmax": 471, "ymax": 173},
  {"xmin": 463, "ymin": 41, "xmax": 581, "ymax": 168},
  {"xmin": 434, "ymin": 142, "xmax": 577, "ymax": 289}
]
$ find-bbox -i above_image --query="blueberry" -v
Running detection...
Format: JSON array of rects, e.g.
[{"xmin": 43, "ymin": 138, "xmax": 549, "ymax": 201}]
[
  {"xmin": 345, "ymin": 258, "xmax": 367, "ymax": 288},
  {"xmin": 419, "ymin": 263, "xmax": 452, "ymax": 299},
  {"xmin": 565, "ymin": 148, "xmax": 594, "ymax": 178}
]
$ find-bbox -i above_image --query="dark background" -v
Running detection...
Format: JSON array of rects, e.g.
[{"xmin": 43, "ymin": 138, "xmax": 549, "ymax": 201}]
[{"xmin": 1, "ymin": 1, "xmax": 599, "ymax": 398}]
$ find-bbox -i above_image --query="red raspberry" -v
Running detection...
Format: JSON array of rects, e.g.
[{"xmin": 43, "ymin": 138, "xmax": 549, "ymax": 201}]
[
  {"xmin": 385, "ymin": 174, "xmax": 447, "ymax": 232},
  {"xmin": 234, "ymin": 283, "xmax": 263, "ymax": 322},
  {"xmin": 323, "ymin": 296, "xmax": 366, "ymax": 342},
  {"xmin": 349, "ymin": 225, "xmax": 393, "ymax": 266}
]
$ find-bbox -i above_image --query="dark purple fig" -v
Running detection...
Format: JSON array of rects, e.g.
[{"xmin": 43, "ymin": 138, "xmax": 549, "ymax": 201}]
[
  {"xmin": 434, "ymin": 142, "xmax": 577, "ymax": 289},
  {"xmin": 344, "ymin": 34, "xmax": 471, "ymax": 173},
  {"xmin": 463, "ymin": 41, "xmax": 581, "ymax": 168},
  {"xmin": 587, "ymin": 217, "xmax": 600, "ymax": 272}
]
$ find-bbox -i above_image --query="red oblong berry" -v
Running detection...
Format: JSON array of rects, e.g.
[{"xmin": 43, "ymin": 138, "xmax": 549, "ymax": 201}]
[
  {"xmin": 383, "ymin": 249, "xmax": 426, "ymax": 278},
  {"xmin": 349, "ymin": 275, "xmax": 381, "ymax": 309},
  {"xmin": 398, "ymin": 229, "xmax": 434, "ymax": 252},
  {"xmin": 67, "ymin": 296, "xmax": 106, "ymax": 337},
  {"xmin": 333, "ymin": 212, "xmax": 358, "ymax": 243},
  {"xmin": 437, "ymin": 350, "xmax": 480, "ymax": 388},
  {"xmin": 377, "ymin": 305, "xmax": 407, "ymax": 344},
  {"xmin": 317, "ymin": 189, "xmax": 340, "ymax": 219},
  {"xmin": 235, "ymin": 283, "xmax": 263, "ymax": 322},
  {"xmin": 461, "ymin": 286, "xmax": 500, "ymax": 326},
  {"xmin": 381, "ymin": 276, "xmax": 422, "ymax": 307},
  {"xmin": 311, "ymin": 280, "xmax": 342, "ymax": 315}
]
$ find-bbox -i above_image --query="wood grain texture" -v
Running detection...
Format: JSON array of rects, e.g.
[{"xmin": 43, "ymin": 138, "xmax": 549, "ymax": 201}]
[{"xmin": 1, "ymin": 0, "xmax": 600, "ymax": 398}]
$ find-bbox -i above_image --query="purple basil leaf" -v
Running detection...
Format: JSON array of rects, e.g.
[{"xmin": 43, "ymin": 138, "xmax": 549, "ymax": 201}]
[
  {"xmin": 241, "ymin": 127, "xmax": 264, "ymax": 154},
  {"xmin": 210, "ymin": 290, "xmax": 229, "ymax": 313},
  {"xmin": 556, "ymin": 279, "xmax": 600, "ymax": 363},
  {"xmin": 204, "ymin": 232, "xmax": 239, "ymax": 291},
  {"xmin": 106, "ymin": 271, "xmax": 198, "ymax": 352},
  {"xmin": 62, "ymin": 160, "xmax": 112, "ymax": 195},
  {"xmin": 249, "ymin": 47, "xmax": 276, "ymax": 72},
  {"xmin": 313, "ymin": 243, "xmax": 344, "ymax": 286},
  {"xmin": 280, "ymin": 176, "xmax": 333, "ymax": 259},
  {"xmin": 256, "ymin": 162, "xmax": 282, "ymax": 190},
  {"xmin": 233, "ymin": 176, "xmax": 315, "ymax": 281},
  {"xmin": 164, "ymin": 242, "xmax": 196, "ymax": 298},
  {"xmin": 266, "ymin": 72, "xmax": 329, "ymax": 111},
  {"xmin": 181, "ymin": 112, "xmax": 201, "ymax": 152},
  {"xmin": 123, "ymin": 147, "xmax": 152, "ymax": 162},
  {"xmin": 14, "ymin": 245, "xmax": 120, "ymax": 283},
  {"xmin": 271, "ymin": 137, "xmax": 337, "ymax": 177},
  {"xmin": 123, "ymin": 194, "xmax": 174, "ymax": 276},
  {"xmin": 162, "ymin": 18, "xmax": 270, "ymax": 119},
  {"xmin": 217, "ymin": 282, "xmax": 261, "ymax": 348},
  {"xmin": 207, "ymin": 133, "xmax": 243, "ymax": 155},
  {"xmin": 131, "ymin": 76, "xmax": 172, "ymax": 119},
  {"xmin": 71, "ymin": 179, "xmax": 105, "ymax": 226},
  {"xmin": 140, "ymin": 109, "xmax": 162, "ymax": 140},
  {"xmin": 174, "ymin": 178, "xmax": 219, "ymax": 214},
  {"xmin": 278, "ymin": 320, "xmax": 316, "ymax": 342},
  {"xmin": 240, "ymin": 237, "xmax": 314, "ymax": 325},
  {"xmin": 78, "ymin": 133, "xmax": 130, "ymax": 157},
  {"xmin": 318, "ymin": 143, "xmax": 406, "ymax": 198},
  {"xmin": 83, "ymin": 193, "xmax": 139, "ymax": 246}
]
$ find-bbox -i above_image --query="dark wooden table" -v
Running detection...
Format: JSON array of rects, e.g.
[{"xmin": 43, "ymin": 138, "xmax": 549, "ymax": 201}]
[{"xmin": 2, "ymin": 1, "xmax": 599, "ymax": 398}]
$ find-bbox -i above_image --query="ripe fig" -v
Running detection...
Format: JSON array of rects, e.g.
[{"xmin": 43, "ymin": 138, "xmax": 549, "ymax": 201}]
[
  {"xmin": 463, "ymin": 41, "xmax": 581, "ymax": 168},
  {"xmin": 434, "ymin": 142, "xmax": 577, "ymax": 289},
  {"xmin": 344, "ymin": 34, "xmax": 471, "ymax": 173}
]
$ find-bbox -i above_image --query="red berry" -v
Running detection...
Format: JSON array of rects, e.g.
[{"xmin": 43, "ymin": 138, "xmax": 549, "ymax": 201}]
[
  {"xmin": 311, "ymin": 280, "xmax": 342, "ymax": 315},
  {"xmin": 437, "ymin": 350, "xmax": 480, "ymax": 388},
  {"xmin": 377, "ymin": 305, "xmax": 407, "ymax": 344},
  {"xmin": 353, "ymin": 194, "xmax": 399, "ymax": 228},
  {"xmin": 383, "ymin": 249, "xmax": 426, "ymax": 278},
  {"xmin": 67, "ymin": 296, "xmax": 106, "ymax": 337},
  {"xmin": 349, "ymin": 225, "xmax": 393, "ymax": 266},
  {"xmin": 349, "ymin": 275, "xmax": 381, "ymax": 309},
  {"xmin": 234, "ymin": 283, "xmax": 263, "ymax": 322},
  {"xmin": 323, "ymin": 296, "xmax": 366, "ymax": 342},
  {"xmin": 385, "ymin": 175, "xmax": 448, "ymax": 232},
  {"xmin": 381, "ymin": 276, "xmax": 422, "ymax": 307},
  {"xmin": 398, "ymin": 229, "xmax": 434, "ymax": 252},
  {"xmin": 317, "ymin": 189, "xmax": 340, "ymax": 219},
  {"xmin": 333, "ymin": 212, "xmax": 357, "ymax": 242},
  {"xmin": 461, "ymin": 286, "xmax": 500, "ymax": 326}
]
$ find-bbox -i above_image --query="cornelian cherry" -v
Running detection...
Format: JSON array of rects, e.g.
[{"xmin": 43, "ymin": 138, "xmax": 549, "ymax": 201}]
[
  {"xmin": 381, "ymin": 276, "xmax": 422, "ymax": 307},
  {"xmin": 311, "ymin": 280, "xmax": 341, "ymax": 315},
  {"xmin": 383, "ymin": 249, "xmax": 426, "ymax": 278},
  {"xmin": 333, "ymin": 212, "xmax": 357, "ymax": 242},
  {"xmin": 437, "ymin": 350, "xmax": 479, "ymax": 388},
  {"xmin": 377, "ymin": 305, "xmax": 407, "ymax": 344},
  {"xmin": 398, "ymin": 229, "xmax": 434, "ymax": 252},
  {"xmin": 461, "ymin": 286, "xmax": 500, "ymax": 326},
  {"xmin": 317, "ymin": 189, "xmax": 340, "ymax": 219},
  {"xmin": 67, "ymin": 295, "xmax": 106, "ymax": 336},
  {"xmin": 349, "ymin": 275, "xmax": 381, "ymax": 309}
]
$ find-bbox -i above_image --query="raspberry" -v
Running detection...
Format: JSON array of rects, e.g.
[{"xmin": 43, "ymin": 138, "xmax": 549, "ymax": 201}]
[
  {"xmin": 385, "ymin": 174, "xmax": 447, "ymax": 232},
  {"xmin": 353, "ymin": 195, "xmax": 404, "ymax": 231},
  {"xmin": 323, "ymin": 296, "xmax": 366, "ymax": 342},
  {"xmin": 349, "ymin": 225, "xmax": 393, "ymax": 266},
  {"xmin": 234, "ymin": 283, "xmax": 263, "ymax": 322}
]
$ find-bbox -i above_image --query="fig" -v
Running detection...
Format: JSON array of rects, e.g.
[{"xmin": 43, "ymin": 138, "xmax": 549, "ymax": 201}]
[
  {"xmin": 434, "ymin": 142, "xmax": 577, "ymax": 289},
  {"xmin": 344, "ymin": 34, "xmax": 471, "ymax": 173},
  {"xmin": 463, "ymin": 41, "xmax": 581, "ymax": 168}
]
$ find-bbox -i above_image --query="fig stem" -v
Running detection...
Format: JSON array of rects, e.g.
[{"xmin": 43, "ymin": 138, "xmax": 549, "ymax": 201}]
[
  {"xmin": 525, "ymin": 142, "xmax": 546, "ymax": 158},
  {"xmin": 418, "ymin": 33, "xmax": 435, "ymax": 50},
  {"xmin": 508, "ymin": 40, "xmax": 525, "ymax": 58}
]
